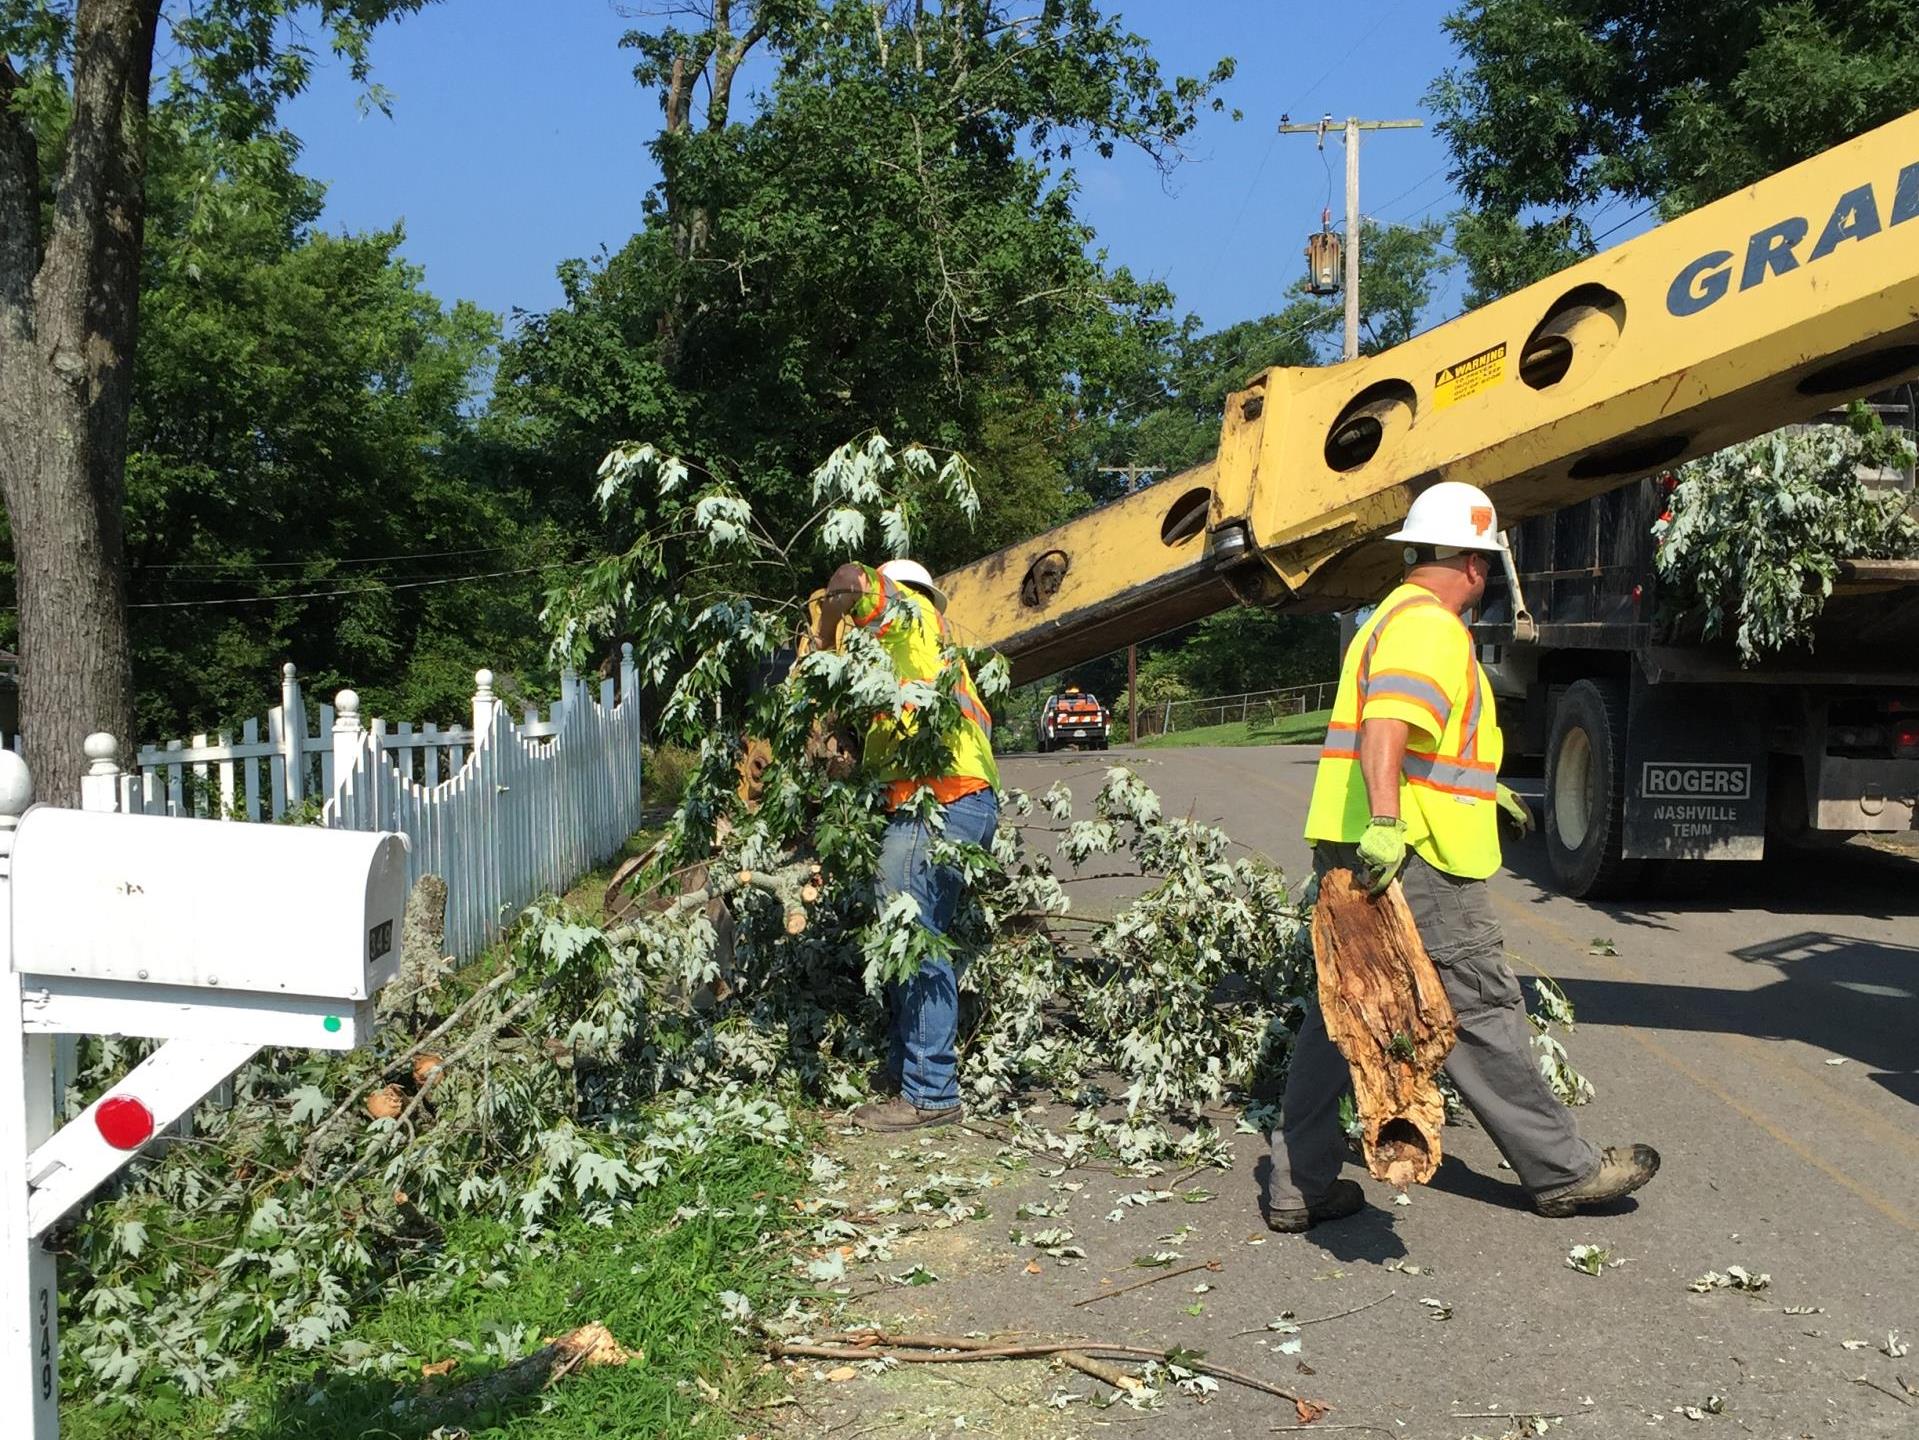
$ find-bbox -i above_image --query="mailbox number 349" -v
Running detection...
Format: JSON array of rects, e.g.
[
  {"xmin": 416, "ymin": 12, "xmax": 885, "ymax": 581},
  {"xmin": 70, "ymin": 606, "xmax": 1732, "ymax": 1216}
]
[{"xmin": 38, "ymin": 1284, "xmax": 54, "ymax": 1399}]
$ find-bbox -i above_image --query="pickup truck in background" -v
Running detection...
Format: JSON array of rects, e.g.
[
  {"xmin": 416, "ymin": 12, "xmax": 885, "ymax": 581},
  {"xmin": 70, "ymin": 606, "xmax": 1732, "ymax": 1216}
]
[{"xmin": 1037, "ymin": 688, "xmax": 1110, "ymax": 753}]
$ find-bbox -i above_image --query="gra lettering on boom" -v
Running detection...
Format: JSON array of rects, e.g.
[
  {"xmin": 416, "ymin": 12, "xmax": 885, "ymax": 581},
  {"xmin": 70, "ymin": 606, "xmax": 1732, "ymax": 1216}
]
[{"xmin": 1666, "ymin": 160, "xmax": 1919, "ymax": 317}]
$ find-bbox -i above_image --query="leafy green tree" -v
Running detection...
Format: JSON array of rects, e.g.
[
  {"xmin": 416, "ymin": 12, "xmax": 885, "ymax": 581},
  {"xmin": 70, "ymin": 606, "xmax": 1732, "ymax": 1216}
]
[
  {"xmin": 120, "ymin": 124, "xmax": 544, "ymax": 738},
  {"xmin": 1430, "ymin": 0, "xmax": 1919, "ymax": 300},
  {"xmin": 490, "ymin": 0, "xmax": 1232, "ymax": 582},
  {"xmin": 0, "ymin": 0, "xmax": 433, "ymax": 801}
]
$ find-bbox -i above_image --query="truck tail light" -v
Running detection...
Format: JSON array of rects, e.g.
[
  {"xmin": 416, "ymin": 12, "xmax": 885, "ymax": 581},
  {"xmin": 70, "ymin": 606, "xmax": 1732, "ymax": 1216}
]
[{"xmin": 1894, "ymin": 722, "xmax": 1919, "ymax": 758}]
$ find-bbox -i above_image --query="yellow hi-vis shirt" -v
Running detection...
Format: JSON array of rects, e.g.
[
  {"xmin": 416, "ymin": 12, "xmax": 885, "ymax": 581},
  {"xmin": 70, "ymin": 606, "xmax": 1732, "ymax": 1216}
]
[
  {"xmin": 848, "ymin": 565, "xmax": 1001, "ymax": 810},
  {"xmin": 1304, "ymin": 582, "xmax": 1505, "ymax": 879}
]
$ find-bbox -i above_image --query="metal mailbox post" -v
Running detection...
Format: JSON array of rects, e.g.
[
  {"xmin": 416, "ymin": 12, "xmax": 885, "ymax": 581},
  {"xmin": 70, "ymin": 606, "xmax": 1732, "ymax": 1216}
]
[{"xmin": 1, "ymin": 741, "xmax": 409, "ymax": 1436}]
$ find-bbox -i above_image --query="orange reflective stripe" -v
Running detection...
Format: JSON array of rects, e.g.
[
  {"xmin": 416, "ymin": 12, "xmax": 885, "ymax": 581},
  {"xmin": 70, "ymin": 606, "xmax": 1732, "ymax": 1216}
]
[
  {"xmin": 850, "ymin": 578, "xmax": 889, "ymax": 628},
  {"xmin": 1356, "ymin": 594, "xmax": 1443, "ymax": 687},
  {"xmin": 957, "ymin": 692, "xmax": 994, "ymax": 736},
  {"xmin": 1401, "ymin": 750, "xmax": 1497, "ymax": 797}
]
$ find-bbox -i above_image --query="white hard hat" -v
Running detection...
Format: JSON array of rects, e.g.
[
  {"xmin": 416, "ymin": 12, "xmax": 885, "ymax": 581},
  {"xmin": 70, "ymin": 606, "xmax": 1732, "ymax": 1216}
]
[
  {"xmin": 1386, "ymin": 481, "xmax": 1507, "ymax": 555},
  {"xmin": 878, "ymin": 558, "xmax": 950, "ymax": 613}
]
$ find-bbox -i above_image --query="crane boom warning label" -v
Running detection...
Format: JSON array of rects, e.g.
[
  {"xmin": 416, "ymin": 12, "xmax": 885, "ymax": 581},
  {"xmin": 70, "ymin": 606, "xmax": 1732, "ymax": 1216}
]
[{"xmin": 1434, "ymin": 342, "xmax": 1507, "ymax": 410}]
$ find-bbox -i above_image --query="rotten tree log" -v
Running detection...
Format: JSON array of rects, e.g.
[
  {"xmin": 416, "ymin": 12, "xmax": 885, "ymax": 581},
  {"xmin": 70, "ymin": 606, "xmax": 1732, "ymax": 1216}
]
[{"xmin": 1312, "ymin": 867, "xmax": 1458, "ymax": 1187}]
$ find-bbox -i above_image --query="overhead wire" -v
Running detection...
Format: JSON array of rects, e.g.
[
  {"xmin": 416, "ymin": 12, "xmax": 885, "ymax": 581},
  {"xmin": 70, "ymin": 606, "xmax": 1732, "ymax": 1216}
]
[
  {"xmin": 124, "ymin": 565, "xmax": 559, "ymax": 610},
  {"xmin": 1213, "ymin": 0, "xmax": 1415, "ymax": 267},
  {"xmin": 1374, "ymin": 162, "xmax": 1453, "ymax": 221},
  {"xmin": 138, "ymin": 543, "xmax": 522, "ymax": 572}
]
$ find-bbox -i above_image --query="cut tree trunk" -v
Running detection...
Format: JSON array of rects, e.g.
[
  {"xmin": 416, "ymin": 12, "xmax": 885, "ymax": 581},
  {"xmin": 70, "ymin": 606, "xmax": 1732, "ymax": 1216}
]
[{"xmin": 1312, "ymin": 867, "xmax": 1458, "ymax": 1187}]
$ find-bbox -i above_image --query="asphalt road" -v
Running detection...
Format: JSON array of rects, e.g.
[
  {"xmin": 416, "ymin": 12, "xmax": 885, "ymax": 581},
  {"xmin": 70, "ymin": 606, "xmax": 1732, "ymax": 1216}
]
[{"xmin": 977, "ymin": 743, "xmax": 1919, "ymax": 1438}]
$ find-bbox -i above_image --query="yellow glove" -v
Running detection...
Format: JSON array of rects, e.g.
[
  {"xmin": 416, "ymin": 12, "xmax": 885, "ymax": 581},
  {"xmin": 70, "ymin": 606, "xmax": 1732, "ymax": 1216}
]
[
  {"xmin": 1355, "ymin": 817, "xmax": 1409, "ymax": 897},
  {"xmin": 1496, "ymin": 783, "xmax": 1535, "ymax": 837}
]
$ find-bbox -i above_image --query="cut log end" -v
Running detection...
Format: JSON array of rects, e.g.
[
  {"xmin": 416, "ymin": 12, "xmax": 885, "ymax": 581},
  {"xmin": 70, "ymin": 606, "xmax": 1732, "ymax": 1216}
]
[{"xmin": 1312, "ymin": 868, "xmax": 1460, "ymax": 1186}]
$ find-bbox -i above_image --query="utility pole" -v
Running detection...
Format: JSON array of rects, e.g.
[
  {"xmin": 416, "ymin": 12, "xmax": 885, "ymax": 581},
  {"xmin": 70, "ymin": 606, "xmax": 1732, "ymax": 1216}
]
[
  {"xmin": 1097, "ymin": 466, "xmax": 1163, "ymax": 746},
  {"xmin": 1279, "ymin": 113, "xmax": 1423, "ymax": 360},
  {"xmin": 1127, "ymin": 642, "xmax": 1139, "ymax": 745},
  {"xmin": 1097, "ymin": 464, "xmax": 1165, "ymax": 494}
]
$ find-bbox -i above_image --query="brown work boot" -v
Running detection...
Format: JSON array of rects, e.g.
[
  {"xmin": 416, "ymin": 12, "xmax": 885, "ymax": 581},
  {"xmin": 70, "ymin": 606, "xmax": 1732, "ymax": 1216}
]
[
  {"xmin": 850, "ymin": 1096, "xmax": 961, "ymax": 1133},
  {"xmin": 1535, "ymin": 1144, "xmax": 1661, "ymax": 1217},
  {"xmin": 1265, "ymin": 1178, "xmax": 1367, "ymax": 1233}
]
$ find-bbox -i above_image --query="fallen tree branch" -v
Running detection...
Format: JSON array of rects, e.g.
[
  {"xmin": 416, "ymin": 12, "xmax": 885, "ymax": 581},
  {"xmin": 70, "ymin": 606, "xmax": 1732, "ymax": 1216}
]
[
  {"xmin": 333, "ymin": 988, "xmax": 543, "ymax": 1189},
  {"xmin": 1074, "ymin": 1258, "xmax": 1221, "ymax": 1307},
  {"xmin": 302, "ymin": 965, "xmax": 522, "ymax": 1174},
  {"xmin": 1853, "ymin": 1374, "xmax": 1916, "ymax": 1407},
  {"xmin": 412, "ymin": 1322, "xmax": 635, "ymax": 1424},
  {"xmin": 1231, "ymin": 1291, "xmax": 1399, "ymax": 1340},
  {"xmin": 1057, "ymin": 1351, "xmax": 1144, "ymax": 1394},
  {"xmin": 605, "ymin": 859, "xmax": 820, "ymax": 944},
  {"xmin": 767, "ymin": 1333, "xmax": 1325, "ymax": 1413}
]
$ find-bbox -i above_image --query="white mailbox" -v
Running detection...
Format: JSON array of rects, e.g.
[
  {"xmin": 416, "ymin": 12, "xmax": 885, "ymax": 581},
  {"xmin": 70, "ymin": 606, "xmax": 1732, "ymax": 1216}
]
[
  {"xmin": 1, "ymin": 745, "xmax": 416, "ymax": 1440},
  {"xmin": 11, "ymin": 807, "xmax": 407, "ymax": 1001},
  {"xmin": 8, "ymin": 807, "xmax": 409, "ymax": 1057}
]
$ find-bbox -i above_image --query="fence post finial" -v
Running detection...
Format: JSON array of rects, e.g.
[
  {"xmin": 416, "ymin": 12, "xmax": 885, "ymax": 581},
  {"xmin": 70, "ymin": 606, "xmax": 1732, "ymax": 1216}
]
[
  {"xmin": 334, "ymin": 690, "xmax": 361, "ymax": 730},
  {"xmin": 280, "ymin": 662, "xmax": 307, "ymax": 806},
  {"xmin": 80, "ymin": 733, "xmax": 121, "ymax": 814},
  {"xmin": 0, "ymin": 748, "xmax": 31, "ymax": 827},
  {"xmin": 473, "ymin": 669, "xmax": 497, "ymax": 736},
  {"xmin": 83, "ymin": 733, "xmax": 119, "ymax": 776}
]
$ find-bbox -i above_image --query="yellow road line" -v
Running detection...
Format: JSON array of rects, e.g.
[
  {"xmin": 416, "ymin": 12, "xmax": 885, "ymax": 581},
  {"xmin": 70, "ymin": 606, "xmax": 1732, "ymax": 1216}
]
[{"xmin": 1492, "ymin": 891, "xmax": 1918, "ymax": 1233}]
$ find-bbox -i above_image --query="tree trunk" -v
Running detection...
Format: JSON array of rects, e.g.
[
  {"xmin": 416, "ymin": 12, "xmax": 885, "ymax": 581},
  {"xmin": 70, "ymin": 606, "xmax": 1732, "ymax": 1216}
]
[
  {"xmin": 1311, "ymin": 867, "xmax": 1459, "ymax": 1187},
  {"xmin": 0, "ymin": 0, "xmax": 158, "ymax": 805}
]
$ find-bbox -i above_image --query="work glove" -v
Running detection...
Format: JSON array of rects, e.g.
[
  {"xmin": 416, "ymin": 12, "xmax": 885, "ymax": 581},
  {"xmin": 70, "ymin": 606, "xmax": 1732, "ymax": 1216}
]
[
  {"xmin": 1355, "ymin": 817, "xmax": 1409, "ymax": 898},
  {"xmin": 1496, "ymin": 783, "xmax": 1535, "ymax": 838}
]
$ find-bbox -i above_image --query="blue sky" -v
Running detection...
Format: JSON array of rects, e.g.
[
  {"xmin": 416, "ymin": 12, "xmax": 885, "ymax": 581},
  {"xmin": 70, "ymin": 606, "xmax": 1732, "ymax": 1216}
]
[{"xmin": 283, "ymin": 0, "xmax": 1471, "ymax": 334}]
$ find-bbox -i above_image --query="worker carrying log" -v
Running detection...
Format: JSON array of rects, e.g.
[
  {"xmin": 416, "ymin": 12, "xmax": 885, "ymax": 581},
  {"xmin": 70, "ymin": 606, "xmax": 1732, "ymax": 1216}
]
[
  {"xmin": 814, "ymin": 558, "xmax": 1001, "ymax": 1133},
  {"xmin": 1265, "ymin": 482, "xmax": 1660, "ymax": 1230}
]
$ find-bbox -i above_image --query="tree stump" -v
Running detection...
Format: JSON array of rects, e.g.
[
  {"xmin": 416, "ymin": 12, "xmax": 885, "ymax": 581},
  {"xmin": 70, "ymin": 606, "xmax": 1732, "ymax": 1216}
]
[{"xmin": 1312, "ymin": 868, "xmax": 1459, "ymax": 1187}]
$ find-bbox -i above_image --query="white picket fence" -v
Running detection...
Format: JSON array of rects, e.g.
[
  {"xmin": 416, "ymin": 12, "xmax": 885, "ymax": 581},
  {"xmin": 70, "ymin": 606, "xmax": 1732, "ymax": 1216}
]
[{"xmin": 110, "ymin": 650, "xmax": 647, "ymax": 959}]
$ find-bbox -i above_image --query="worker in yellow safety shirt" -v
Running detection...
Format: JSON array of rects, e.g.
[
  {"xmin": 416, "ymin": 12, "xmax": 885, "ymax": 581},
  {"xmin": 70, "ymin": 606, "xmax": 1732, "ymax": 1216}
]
[
  {"xmin": 1265, "ymin": 482, "xmax": 1660, "ymax": 1231},
  {"xmin": 814, "ymin": 558, "xmax": 999, "ymax": 1133}
]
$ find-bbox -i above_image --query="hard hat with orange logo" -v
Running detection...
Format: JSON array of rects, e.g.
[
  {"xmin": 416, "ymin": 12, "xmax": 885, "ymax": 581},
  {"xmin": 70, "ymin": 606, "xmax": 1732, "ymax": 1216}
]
[{"xmin": 1386, "ymin": 480, "xmax": 1508, "ymax": 555}]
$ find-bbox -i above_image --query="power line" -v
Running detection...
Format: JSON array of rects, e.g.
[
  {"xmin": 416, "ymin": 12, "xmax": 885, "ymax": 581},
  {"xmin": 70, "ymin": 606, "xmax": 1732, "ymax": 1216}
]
[
  {"xmin": 1374, "ymin": 162, "xmax": 1453, "ymax": 220},
  {"xmin": 125, "ymin": 565, "xmax": 556, "ymax": 610},
  {"xmin": 1362, "ymin": 213, "xmax": 1461, "ymax": 258},
  {"xmin": 1213, "ymin": 0, "xmax": 1414, "ymax": 272},
  {"xmin": 1592, "ymin": 201, "xmax": 1658, "ymax": 247},
  {"xmin": 138, "ymin": 543, "xmax": 521, "ymax": 572}
]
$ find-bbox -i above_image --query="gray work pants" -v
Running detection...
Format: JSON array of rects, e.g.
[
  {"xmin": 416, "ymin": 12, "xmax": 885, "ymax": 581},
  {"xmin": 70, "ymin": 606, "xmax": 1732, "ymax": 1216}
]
[{"xmin": 1266, "ymin": 844, "xmax": 1599, "ymax": 1208}]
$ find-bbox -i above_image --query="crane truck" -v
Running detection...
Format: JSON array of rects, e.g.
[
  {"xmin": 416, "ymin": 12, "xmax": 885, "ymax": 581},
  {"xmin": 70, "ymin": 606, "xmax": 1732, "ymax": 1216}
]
[{"xmin": 931, "ymin": 108, "xmax": 1919, "ymax": 898}]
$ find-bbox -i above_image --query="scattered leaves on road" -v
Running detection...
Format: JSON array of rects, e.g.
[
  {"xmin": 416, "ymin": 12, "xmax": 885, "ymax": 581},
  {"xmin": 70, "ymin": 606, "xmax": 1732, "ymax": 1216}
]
[
  {"xmin": 1566, "ymin": 1244, "xmax": 1611, "ymax": 1276},
  {"xmin": 1884, "ymin": 1330, "xmax": 1910, "ymax": 1359},
  {"xmin": 1588, "ymin": 937, "xmax": 1619, "ymax": 956},
  {"xmin": 1689, "ymin": 1265, "xmax": 1769, "ymax": 1294},
  {"xmin": 1419, "ymin": 1296, "xmax": 1453, "ymax": 1321}
]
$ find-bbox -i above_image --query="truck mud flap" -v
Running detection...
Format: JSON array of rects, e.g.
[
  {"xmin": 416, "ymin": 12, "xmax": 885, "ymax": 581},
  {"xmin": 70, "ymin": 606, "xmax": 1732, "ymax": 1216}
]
[{"xmin": 1623, "ymin": 680, "xmax": 1768, "ymax": 861}]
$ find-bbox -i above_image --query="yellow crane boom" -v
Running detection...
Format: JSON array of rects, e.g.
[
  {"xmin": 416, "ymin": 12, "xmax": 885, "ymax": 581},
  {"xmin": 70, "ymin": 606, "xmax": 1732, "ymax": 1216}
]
[{"xmin": 939, "ymin": 108, "xmax": 1919, "ymax": 683}]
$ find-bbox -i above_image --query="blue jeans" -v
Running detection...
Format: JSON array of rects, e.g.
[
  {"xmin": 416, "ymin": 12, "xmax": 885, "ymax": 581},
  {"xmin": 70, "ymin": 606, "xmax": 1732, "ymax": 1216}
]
[{"xmin": 877, "ymin": 787, "xmax": 999, "ymax": 1109}]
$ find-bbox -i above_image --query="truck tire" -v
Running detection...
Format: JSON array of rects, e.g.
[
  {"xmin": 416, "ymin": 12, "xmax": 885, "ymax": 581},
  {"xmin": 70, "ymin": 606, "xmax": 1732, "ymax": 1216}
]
[{"xmin": 1544, "ymin": 678, "xmax": 1640, "ymax": 899}]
